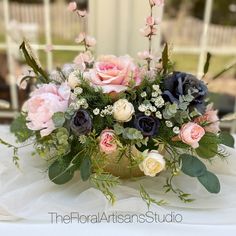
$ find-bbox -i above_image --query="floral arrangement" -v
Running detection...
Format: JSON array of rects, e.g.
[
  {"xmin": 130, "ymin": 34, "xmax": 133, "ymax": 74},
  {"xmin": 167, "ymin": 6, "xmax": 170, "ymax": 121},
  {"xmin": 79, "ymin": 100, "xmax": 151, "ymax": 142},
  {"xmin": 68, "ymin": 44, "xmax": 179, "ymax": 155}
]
[{"xmin": 1, "ymin": 0, "xmax": 235, "ymax": 206}]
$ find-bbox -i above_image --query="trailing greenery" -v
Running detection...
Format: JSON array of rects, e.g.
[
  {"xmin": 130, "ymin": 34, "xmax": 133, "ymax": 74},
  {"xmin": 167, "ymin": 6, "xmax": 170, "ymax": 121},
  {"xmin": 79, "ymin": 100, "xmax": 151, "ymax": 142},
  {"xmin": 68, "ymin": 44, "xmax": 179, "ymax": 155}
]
[{"xmin": 10, "ymin": 113, "xmax": 34, "ymax": 143}]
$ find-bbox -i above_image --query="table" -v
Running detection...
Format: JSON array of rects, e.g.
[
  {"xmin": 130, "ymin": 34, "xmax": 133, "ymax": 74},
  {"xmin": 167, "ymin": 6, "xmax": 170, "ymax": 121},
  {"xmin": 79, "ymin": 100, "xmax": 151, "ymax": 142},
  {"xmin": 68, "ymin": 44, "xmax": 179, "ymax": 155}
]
[{"xmin": 0, "ymin": 125, "xmax": 236, "ymax": 235}]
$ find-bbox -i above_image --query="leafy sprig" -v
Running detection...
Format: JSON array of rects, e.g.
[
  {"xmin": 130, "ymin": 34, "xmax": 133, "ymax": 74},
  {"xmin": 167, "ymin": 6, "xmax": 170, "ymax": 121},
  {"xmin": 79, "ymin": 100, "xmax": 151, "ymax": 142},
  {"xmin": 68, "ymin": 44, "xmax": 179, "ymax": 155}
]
[
  {"xmin": 140, "ymin": 184, "xmax": 167, "ymax": 209},
  {"xmin": 90, "ymin": 173, "xmax": 120, "ymax": 205}
]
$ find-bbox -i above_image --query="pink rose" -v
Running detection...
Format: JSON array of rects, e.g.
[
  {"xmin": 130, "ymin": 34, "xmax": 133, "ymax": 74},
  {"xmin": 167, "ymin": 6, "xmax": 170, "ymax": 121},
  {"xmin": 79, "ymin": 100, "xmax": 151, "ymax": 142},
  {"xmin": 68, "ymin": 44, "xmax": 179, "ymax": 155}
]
[
  {"xmin": 179, "ymin": 122, "xmax": 205, "ymax": 149},
  {"xmin": 99, "ymin": 129, "xmax": 117, "ymax": 154},
  {"xmin": 86, "ymin": 55, "xmax": 141, "ymax": 93},
  {"xmin": 195, "ymin": 104, "xmax": 220, "ymax": 134},
  {"xmin": 26, "ymin": 83, "xmax": 71, "ymax": 137}
]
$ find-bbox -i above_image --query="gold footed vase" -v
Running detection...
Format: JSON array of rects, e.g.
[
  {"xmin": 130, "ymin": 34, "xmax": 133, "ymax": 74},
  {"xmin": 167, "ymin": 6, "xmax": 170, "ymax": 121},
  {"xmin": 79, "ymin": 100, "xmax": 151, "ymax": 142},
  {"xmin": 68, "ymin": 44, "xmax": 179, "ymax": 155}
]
[{"xmin": 102, "ymin": 146, "xmax": 165, "ymax": 179}]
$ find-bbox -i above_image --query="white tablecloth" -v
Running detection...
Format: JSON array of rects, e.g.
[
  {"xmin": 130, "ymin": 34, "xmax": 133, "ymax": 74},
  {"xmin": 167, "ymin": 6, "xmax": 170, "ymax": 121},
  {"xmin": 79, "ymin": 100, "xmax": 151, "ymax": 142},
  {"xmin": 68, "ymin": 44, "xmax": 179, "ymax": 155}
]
[{"xmin": 0, "ymin": 125, "xmax": 236, "ymax": 235}]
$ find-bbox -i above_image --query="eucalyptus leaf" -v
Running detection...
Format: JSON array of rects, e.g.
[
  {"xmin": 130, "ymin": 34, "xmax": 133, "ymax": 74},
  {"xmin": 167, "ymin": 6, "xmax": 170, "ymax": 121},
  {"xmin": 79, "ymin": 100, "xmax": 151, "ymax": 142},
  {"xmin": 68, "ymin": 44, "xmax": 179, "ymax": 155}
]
[
  {"xmin": 196, "ymin": 133, "xmax": 219, "ymax": 159},
  {"xmin": 180, "ymin": 154, "xmax": 207, "ymax": 177},
  {"xmin": 80, "ymin": 157, "xmax": 91, "ymax": 181},
  {"xmin": 196, "ymin": 142, "xmax": 218, "ymax": 159},
  {"xmin": 52, "ymin": 112, "xmax": 66, "ymax": 128},
  {"xmin": 197, "ymin": 171, "xmax": 220, "ymax": 193},
  {"xmin": 48, "ymin": 160, "xmax": 74, "ymax": 185},
  {"xmin": 114, "ymin": 124, "xmax": 124, "ymax": 135},
  {"xmin": 219, "ymin": 132, "xmax": 235, "ymax": 148}
]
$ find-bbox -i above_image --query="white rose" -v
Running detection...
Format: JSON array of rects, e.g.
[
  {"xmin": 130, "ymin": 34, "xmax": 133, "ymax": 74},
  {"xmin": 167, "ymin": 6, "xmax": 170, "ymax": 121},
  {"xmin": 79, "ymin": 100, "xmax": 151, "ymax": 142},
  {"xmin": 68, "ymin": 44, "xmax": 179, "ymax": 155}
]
[
  {"xmin": 68, "ymin": 71, "xmax": 80, "ymax": 89},
  {"xmin": 139, "ymin": 150, "xmax": 165, "ymax": 177},
  {"xmin": 113, "ymin": 99, "xmax": 134, "ymax": 122}
]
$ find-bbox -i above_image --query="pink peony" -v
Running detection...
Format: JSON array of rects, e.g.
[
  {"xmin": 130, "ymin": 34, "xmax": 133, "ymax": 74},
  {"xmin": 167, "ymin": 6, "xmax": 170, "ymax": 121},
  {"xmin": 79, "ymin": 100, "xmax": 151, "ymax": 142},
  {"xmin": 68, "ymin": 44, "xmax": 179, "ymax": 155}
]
[
  {"xmin": 99, "ymin": 129, "xmax": 117, "ymax": 154},
  {"xmin": 195, "ymin": 104, "xmax": 220, "ymax": 134},
  {"xmin": 179, "ymin": 122, "xmax": 205, "ymax": 149},
  {"xmin": 86, "ymin": 55, "xmax": 141, "ymax": 93},
  {"xmin": 26, "ymin": 83, "xmax": 71, "ymax": 137},
  {"xmin": 67, "ymin": 2, "xmax": 77, "ymax": 12}
]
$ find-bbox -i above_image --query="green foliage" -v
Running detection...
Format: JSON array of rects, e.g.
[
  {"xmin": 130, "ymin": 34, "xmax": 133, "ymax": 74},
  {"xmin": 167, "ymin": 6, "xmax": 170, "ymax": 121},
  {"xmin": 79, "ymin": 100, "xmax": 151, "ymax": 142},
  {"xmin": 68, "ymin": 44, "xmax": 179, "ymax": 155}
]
[
  {"xmin": 35, "ymin": 127, "xmax": 70, "ymax": 159},
  {"xmin": 180, "ymin": 153, "xmax": 220, "ymax": 194},
  {"xmin": 10, "ymin": 113, "xmax": 34, "ymax": 143},
  {"xmin": 180, "ymin": 154, "xmax": 207, "ymax": 177},
  {"xmin": 52, "ymin": 112, "xmax": 66, "ymax": 128},
  {"xmin": 197, "ymin": 171, "xmax": 220, "ymax": 194},
  {"xmin": 92, "ymin": 115, "xmax": 114, "ymax": 134},
  {"xmin": 163, "ymin": 102, "xmax": 178, "ymax": 119},
  {"xmin": 0, "ymin": 138, "xmax": 20, "ymax": 168},
  {"xmin": 20, "ymin": 40, "xmax": 48, "ymax": 82},
  {"xmin": 113, "ymin": 123, "xmax": 148, "ymax": 147},
  {"xmin": 196, "ymin": 132, "xmax": 219, "ymax": 159},
  {"xmin": 219, "ymin": 132, "xmax": 235, "ymax": 148},
  {"xmin": 203, "ymin": 52, "xmax": 212, "ymax": 76},
  {"xmin": 80, "ymin": 156, "xmax": 92, "ymax": 181},
  {"xmin": 140, "ymin": 185, "xmax": 167, "ymax": 209},
  {"xmin": 79, "ymin": 79, "xmax": 112, "ymax": 110},
  {"xmin": 122, "ymin": 128, "xmax": 143, "ymax": 140},
  {"xmin": 90, "ymin": 173, "xmax": 120, "ymax": 205},
  {"xmin": 163, "ymin": 175, "xmax": 195, "ymax": 203},
  {"xmin": 48, "ymin": 159, "xmax": 74, "ymax": 185},
  {"xmin": 162, "ymin": 43, "xmax": 169, "ymax": 74},
  {"xmin": 212, "ymin": 61, "xmax": 236, "ymax": 80}
]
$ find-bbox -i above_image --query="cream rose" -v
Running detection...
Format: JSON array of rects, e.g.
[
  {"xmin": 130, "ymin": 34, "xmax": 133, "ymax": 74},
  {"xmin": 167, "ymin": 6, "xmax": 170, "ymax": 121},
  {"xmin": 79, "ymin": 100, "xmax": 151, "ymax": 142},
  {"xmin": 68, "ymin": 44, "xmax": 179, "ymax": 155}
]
[
  {"xmin": 113, "ymin": 99, "xmax": 134, "ymax": 122},
  {"xmin": 139, "ymin": 150, "xmax": 165, "ymax": 177}
]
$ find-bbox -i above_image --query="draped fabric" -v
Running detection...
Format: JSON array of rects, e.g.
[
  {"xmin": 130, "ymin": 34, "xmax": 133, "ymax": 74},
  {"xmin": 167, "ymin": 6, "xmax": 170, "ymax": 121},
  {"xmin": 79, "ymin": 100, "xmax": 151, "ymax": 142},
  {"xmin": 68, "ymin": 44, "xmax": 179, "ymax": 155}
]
[{"xmin": 0, "ymin": 125, "xmax": 236, "ymax": 228}]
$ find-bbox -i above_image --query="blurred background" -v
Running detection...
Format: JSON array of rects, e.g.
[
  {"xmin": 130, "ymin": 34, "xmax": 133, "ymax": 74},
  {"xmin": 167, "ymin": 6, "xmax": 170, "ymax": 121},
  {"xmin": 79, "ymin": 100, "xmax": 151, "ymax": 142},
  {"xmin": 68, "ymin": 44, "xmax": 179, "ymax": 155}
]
[{"xmin": 0, "ymin": 0, "xmax": 235, "ymax": 131}]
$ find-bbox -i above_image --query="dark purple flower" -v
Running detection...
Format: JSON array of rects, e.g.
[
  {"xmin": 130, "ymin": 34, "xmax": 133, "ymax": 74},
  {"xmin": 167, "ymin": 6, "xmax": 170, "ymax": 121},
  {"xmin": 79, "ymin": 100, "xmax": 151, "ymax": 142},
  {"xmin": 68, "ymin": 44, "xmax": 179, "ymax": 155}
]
[
  {"xmin": 163, "ymin": 72, "xmax": 208, "ymax": 113},
  {"xmin": 133, "ymin": 113, "xmax": 160, "ymax": 137},
  {"xmin": 71, "ymin": 109, "xmax": 92, "ymax": 136}
]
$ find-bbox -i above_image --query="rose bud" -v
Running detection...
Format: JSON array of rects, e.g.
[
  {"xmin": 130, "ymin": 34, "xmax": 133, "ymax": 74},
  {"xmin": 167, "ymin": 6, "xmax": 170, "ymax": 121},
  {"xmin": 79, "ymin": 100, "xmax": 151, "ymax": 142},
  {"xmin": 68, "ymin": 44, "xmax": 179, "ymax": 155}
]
[
  {"xmin": 139, "ymin": 150, "xmax": 165, "ymax": 177},
  {"xmin": 133, "ymin": 113, "xmax": 160, "ymax": 137},
  {"xmin": 70, "ymin": 109, "xmax": 92, "ymax": 136},
  {"xmin": 194, "ymin": 103, "xmax": 220, "ymax": 134},
  {"xmin": 113, "ymin": 99, "xmax": 135, "ymax": 122},
  {"xmin": 99, "ymin": 129, "xmax": 117, "ymax": 154}
]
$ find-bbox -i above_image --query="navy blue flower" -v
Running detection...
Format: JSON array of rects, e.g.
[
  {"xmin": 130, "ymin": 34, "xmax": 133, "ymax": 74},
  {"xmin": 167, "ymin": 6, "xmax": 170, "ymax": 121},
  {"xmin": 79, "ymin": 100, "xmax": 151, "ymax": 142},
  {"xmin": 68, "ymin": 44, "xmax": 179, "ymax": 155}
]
[
  {"xmin": 133, "ymin": 113, "xmax": 160, "ymax": 137},
  {"xmin": 71, "ymin": 109, "xmax": 92, "ymax": 136},
  {"xmin": 163, "ymin": 72, "xmax": 208, "ymax": 113}
]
